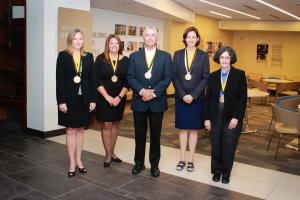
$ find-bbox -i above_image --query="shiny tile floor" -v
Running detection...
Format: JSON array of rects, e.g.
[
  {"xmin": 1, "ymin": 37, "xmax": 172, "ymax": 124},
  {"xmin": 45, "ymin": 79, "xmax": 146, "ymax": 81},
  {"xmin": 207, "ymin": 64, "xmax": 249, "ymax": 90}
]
[
  {"xmin": 0, "ymin": 126, "xmax": 261, "ymax": 200},
  {"xmin": 48, "ymin": 130, "xmax": 300, "ymax": 200}
]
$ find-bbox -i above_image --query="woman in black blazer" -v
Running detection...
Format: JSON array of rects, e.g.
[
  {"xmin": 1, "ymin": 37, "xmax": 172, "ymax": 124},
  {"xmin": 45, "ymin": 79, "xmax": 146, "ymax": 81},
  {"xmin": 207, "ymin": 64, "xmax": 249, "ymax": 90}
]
[
  {"xmin": 204, "ymin": 46, "xmax": 247, "ymax": 184},
  {"xmin": 56, "ymin": 29, "xmax": 96, "ymax": 177},
  {"xmin": 173, "ymin": 27, "xmax": 210, "ymax": 172}
]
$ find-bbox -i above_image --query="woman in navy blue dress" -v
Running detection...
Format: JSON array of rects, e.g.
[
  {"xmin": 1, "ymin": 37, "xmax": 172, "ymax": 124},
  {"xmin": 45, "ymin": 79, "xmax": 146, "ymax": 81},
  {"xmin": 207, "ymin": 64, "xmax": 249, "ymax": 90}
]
[{"xmin": 172, "ymin": 27, "xmax": 210, "ymax": 172}]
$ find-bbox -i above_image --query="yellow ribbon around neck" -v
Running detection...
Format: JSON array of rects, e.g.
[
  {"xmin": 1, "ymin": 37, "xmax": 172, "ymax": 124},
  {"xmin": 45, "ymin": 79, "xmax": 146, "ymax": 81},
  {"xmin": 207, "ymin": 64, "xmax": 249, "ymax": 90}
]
[
  {"xmin": 109, "ymin": 53, "xmax": 119, "ymax": 73},
  {"xmin": 146, "ymin": 49, "xmax": 156, "ymax": 69},
  {"xmin": 73, "ymin": 54, "xmax": 81, "ymax": 73},
  {"xmin": 186, "ymin": 48, "xmax": 196, "ymax": 70},
  {"xmin": 220, "ymin": 70, "xmax": 230, "ymax": 93}
]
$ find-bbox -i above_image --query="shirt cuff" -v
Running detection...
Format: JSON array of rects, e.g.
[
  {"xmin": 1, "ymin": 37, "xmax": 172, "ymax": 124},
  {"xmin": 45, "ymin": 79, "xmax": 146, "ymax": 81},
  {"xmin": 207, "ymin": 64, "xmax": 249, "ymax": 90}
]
[
  {"xmin": 151, "ymin": 91, "xmax": 156, "ymax": 98},
  {"xmin": 139, "ymin": 88, "xmax": 144, "ymax": 96}
]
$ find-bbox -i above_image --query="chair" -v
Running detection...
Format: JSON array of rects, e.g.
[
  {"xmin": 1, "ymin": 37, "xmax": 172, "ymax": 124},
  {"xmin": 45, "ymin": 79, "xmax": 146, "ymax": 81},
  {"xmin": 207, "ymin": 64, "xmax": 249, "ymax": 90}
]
[
  {"xmin": 268, "ymin": 95, "xmax": 300, "ymax": 130},
  {"xmin": 276, "ymin": 82, "xmax": 300, "ymax": 98},
  {"xmin": 267, "ymin": 104, "xmax": 300, "ymax": 159},
  {"xmin": 248, "ymin": 73, "xmax": 263, "ymax": 81},
  {"xmin": 248, "ymin": 79, "xmax": 268, "ymax": 92}
]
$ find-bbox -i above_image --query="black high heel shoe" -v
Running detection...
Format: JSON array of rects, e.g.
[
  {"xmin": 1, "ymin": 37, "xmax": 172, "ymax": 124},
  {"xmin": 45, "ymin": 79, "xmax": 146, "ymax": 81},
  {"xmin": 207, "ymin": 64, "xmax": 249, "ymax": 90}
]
[
  {"xmin": 111, "ymin": 157, "xmax": 122, "ymax": 163},
  {"xmin": 104, "ymin": 161, "xmax": 111, "ymax": 168},
  {"xmin": 77, "ymin": 166, "xmax": 87, "ymax": 174},
  {"xmin": 68, "ymin": 171, "xmax": 76, "ymax": 177}
]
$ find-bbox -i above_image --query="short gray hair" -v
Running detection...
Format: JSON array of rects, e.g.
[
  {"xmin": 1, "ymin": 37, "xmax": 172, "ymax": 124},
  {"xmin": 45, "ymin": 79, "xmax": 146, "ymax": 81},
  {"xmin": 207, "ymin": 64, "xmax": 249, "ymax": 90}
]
[{"xmin": 143, "ymin": 26, "xmax": 158, "ymax": 37}]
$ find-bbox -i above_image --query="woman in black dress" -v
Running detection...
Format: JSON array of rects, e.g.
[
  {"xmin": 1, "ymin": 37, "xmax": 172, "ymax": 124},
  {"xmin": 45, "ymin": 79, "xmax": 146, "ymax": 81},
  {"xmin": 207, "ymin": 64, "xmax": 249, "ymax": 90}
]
[
  {"xmin": 95, "ymin": 34, "xmax": 129, "ymax": 167},
  {"xmin": 56, "ymin": 29, "xmax": 96, "ymax": 177}
]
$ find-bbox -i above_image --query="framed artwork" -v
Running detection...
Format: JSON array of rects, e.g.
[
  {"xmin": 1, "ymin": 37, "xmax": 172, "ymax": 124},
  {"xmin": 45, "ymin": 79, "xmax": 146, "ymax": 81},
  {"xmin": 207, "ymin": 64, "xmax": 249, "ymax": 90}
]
[
  {"xmin": 128, "ymin": 25, "xmax": 137, "ymax": 36},
  {"xmin": 140, "ymin": 27, "xmax": 145, "ymax": 36},
  {"xmin": 115, "ymin": 24, "xmax": 126, "ymax": 35}
]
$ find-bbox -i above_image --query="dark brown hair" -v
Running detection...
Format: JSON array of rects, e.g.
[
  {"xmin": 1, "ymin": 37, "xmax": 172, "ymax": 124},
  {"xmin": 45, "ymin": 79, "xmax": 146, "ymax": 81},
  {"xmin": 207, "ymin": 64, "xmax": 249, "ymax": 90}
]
[
  {"xmin": 213, "ymin": 46, "xmax": 237, "ymax": 64},
  {"xmin": 182, "ymin": 26, "xmax": 201, "ymax": 47},
  {"xmin": 101, "ymin": 34, "xmax": 123, "ymax": 63}
]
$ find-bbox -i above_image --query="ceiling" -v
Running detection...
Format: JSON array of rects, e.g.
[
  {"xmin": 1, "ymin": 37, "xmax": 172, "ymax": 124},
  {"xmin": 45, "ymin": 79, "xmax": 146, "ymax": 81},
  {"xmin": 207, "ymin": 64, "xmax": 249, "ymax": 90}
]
[
  {"xmin": 173, "ymin": 0, "xmax": 300, "ymax": 21},
  {"xmin": 91, "ymin": 0, "xmax": 300, "ymax": 22},
  {"xmin": 90, "ymin": 0, "xmax": 188, "ymax": 22}
]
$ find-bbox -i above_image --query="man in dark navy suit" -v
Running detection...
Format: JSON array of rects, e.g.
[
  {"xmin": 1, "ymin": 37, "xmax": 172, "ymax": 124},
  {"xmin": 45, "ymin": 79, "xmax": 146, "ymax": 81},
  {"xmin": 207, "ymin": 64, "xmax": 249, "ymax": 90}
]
[{"xmin": 127, "ymin": 26, "xmax": 172, "ymax": 177}]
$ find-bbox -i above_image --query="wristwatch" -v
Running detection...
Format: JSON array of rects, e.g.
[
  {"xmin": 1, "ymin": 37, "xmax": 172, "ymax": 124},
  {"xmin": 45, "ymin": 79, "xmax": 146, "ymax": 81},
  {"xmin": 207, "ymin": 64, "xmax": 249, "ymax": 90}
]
[{"xmin": 118, "ymin": 95, "xmax": 122, "ymax": 99}]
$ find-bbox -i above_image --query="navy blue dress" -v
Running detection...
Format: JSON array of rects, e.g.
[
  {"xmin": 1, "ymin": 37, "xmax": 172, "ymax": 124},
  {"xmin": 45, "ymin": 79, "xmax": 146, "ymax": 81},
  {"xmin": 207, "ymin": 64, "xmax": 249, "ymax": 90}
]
[{"xmin": 172, "ymin": 48, "xmax": 210, "ymax": 130}]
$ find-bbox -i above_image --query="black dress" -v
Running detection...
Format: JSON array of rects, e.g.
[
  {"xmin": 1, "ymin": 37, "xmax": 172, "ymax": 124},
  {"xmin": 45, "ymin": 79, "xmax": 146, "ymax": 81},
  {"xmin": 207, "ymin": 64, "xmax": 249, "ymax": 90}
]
[
  {"xmin": 56, "ymin": 51, "xmax": 96, "ymax": 128},
  {"xmin": 95, "ymin": 54, "xmax": 129, "ymax": 122}
]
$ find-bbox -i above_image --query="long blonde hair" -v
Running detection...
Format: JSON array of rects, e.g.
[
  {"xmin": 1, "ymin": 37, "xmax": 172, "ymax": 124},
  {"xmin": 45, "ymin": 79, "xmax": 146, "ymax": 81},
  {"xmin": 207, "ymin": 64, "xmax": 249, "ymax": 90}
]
[{"xmin": 65, "ymin": 28, "xmax": 86, "ymax": 56}]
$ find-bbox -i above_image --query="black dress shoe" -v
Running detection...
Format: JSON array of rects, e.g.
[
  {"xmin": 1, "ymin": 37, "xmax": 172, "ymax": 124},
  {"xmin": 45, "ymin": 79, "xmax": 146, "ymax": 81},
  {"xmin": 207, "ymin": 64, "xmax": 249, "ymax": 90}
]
[
  {"xmin": 68, "ymin": 171, "xmax": 76, "ymax": 177},
  {"xmin": 212, "ymin": 173, "xmax": 221, "ymax": 182},
  {"xmin": 132, "ymin": 165, "xmax": 145, "ymax": 175},
  {"xmin": 221, "ymin": 177, "xmax": 230, "ymax": 184},
  {"xmin": 104, "ymin": 161, "xmax": 111, "ymax": 168},
  {"xmin": 150, "ymin": 168, "xmax": 160, "ymax": 177},
  {"xmin": 111, "ymin": 157, "xmax": 122, "ymax": 163}
]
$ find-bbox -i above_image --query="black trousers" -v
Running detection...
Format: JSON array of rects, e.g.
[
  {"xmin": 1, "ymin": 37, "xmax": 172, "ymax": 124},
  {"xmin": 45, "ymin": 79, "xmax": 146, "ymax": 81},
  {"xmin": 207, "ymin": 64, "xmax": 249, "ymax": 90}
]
[
  {"xmin": 133, "ymin": 110, "xmax": 164, "ymax": 169},
  {"xmin": 210, "ymin": 103, "xmax": 241, "ymax": 178}
]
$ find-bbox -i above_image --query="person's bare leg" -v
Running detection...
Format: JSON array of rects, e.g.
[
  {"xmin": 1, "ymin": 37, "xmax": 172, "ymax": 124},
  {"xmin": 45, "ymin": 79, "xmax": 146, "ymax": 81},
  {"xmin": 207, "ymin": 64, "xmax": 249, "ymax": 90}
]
[
  {"xmin": 179, "ymin": 130, "xmax": 188, "ymax": 162},
  {"xmin": 111, "ymin": 121, "xmax": 120, "ymax": 158},
  {"xmin": 101, "ymin": 122, "xmax": 113, "ymax": 162},
  {"xmin": 75, "ymin": 127, "xmax": 85, "ymax": 168},
  {"xmin": 188, "ymin": 130, "xmax": 198, "ymax": 162},
  {"xmin": 66, "ymin": 128, "xmax": 76, "ymax": 172}
]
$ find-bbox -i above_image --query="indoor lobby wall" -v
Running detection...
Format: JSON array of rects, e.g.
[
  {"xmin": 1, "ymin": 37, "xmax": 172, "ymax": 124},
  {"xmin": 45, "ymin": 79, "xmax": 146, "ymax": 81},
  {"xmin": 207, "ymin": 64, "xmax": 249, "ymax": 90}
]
[
  {"xmin": 233, "ymin": 31, "xmax": 300, "ymax": 80},
  {"xmin": 91, "ymin": 8, "xmax": 164, "ymax": 58}
]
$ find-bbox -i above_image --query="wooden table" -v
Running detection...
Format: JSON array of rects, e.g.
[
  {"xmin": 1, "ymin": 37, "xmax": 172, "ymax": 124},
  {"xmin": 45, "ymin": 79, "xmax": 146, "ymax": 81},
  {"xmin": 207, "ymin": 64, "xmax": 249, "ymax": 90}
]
[{"xmin": 262, "ymin": 78, "xmax": 294, "ymax": 84}]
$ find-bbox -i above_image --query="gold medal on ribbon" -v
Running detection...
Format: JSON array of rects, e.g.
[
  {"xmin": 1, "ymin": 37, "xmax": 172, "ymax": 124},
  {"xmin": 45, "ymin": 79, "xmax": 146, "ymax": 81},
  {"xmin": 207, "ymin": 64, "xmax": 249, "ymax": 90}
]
[
  {"xmin": 73, "ymin": 75, "xmax": 81, "ymax": 83},
  {"xmin": 219, "ymin": 95, "xmax": 224, "ymax": 103},
  {"xmin": 145, "ymin": 71, "xmax": 152, "ymax": 79},
  {"xmin": 111, "ymin": 75, "xmax": 118, "ymax": 83},
  {"xmin": 185, "ymin": 73, "xmax": 192, "ymax": 81}
]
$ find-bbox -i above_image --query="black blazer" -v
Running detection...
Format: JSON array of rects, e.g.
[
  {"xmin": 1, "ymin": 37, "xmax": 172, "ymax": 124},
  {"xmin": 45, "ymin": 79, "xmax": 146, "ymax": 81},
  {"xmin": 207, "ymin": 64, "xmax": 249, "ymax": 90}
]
[
  {"xmin": 172, "ymin": 48, "xmax": 210, "ymax": 99},
  {"xmin": 56, "ymin": 51, "xmax": 96, "ymax": 108},
  {"xmin": 127, "ymin": 48, "xmax": 173, "ymax": 112},
  {"xmin": 204, "ymin": 66, "xmax": 247, "ymax": 124}
]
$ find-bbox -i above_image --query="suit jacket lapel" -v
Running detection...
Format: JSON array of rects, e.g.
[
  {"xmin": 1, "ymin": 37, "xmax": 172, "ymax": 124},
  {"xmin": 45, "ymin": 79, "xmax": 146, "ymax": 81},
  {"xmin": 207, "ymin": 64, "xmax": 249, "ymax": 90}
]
[
  {"xmin": 224, "ymin": 67, "xmax": 234, "ymax": 94},
  {"xmin": 216, "ymin": 69, "xmax": 222, "ymax": 94},
  {"xmin": 189, "ymin": 48, "xmax": 199, "ymax": 73},
  {"xmin": 140, "ymin": 48, "xmax": 149, "ymax": 72},
  {"xmin": 151, "ymin": 49, "xmax": 161, "ymax": 76}
]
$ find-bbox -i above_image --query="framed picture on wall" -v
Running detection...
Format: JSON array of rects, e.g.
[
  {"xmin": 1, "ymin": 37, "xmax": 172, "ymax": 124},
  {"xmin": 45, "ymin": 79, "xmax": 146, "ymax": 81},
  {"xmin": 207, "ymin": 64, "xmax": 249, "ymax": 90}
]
[
  {"xmin": 115, "ymin": 24, "xmax": 126, "ymax": 35},
  {"xmin": 140, "ymin": 27, "xmax": 145, "ymax": 36},
  {"xmin": 128, "ymin": 25, "xmax": 137, "ymax": 36}
]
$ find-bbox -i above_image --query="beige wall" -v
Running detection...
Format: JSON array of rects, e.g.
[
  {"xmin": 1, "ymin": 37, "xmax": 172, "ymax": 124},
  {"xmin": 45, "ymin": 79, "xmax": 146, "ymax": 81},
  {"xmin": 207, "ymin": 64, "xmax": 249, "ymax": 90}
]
[{"xmin": 233, "ymin": 31, "xmax": 300, "ymax": 80}]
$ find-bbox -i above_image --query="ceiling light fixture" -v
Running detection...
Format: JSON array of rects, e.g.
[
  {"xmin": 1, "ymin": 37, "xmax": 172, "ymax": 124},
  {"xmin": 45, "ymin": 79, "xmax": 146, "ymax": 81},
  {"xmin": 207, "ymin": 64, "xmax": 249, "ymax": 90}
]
[
  {"xmin": 209, "ymin": 11, "xmax": 232, "ymax": 18},
  {"xmin": 255, "ymin": 0, "xmax": 300, "ymax": 20},
  {"xmin": 198, "ymin": 0, "xmax": 261, "ymax": 19}
]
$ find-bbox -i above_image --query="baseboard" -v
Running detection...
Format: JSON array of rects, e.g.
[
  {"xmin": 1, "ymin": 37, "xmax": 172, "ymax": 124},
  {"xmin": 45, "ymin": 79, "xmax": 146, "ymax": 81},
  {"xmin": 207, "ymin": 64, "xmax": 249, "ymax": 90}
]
[{"xmin": 24, "ymin": 128, "xmax": 65, "ymax": 138}]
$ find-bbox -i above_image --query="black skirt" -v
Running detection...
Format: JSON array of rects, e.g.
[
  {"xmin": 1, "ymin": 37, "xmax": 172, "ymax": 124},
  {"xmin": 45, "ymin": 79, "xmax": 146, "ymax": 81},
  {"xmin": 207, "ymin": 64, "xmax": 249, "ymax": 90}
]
[
  {"xmin": 96, "ymin": 95, "xmax": 126, "ymax": 122},
  {"xmin": 58, "ymin": 96, "xmax": 91, "ymax": 128}
]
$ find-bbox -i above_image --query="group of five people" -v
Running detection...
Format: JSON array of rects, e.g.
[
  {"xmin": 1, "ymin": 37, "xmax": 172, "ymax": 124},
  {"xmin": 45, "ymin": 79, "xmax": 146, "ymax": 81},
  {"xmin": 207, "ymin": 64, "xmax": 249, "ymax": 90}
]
[{"xmin": 56, "ymin": 26, "xmax": 247, "ymax": 184}]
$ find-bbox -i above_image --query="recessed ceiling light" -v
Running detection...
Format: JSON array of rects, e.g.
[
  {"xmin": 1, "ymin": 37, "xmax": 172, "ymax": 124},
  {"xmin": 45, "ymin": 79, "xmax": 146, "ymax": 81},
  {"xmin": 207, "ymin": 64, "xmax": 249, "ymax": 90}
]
[
  {"xmin": 255, "ymin": 0, "xmax": 300, "ymax": 20},
  {"xmin": 209, "ymin": 11, "xmax": 232, "ymax": 19},
  {"xmin": 198, "ymin": 0, "xmax": 261, "ymax": 19}
]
